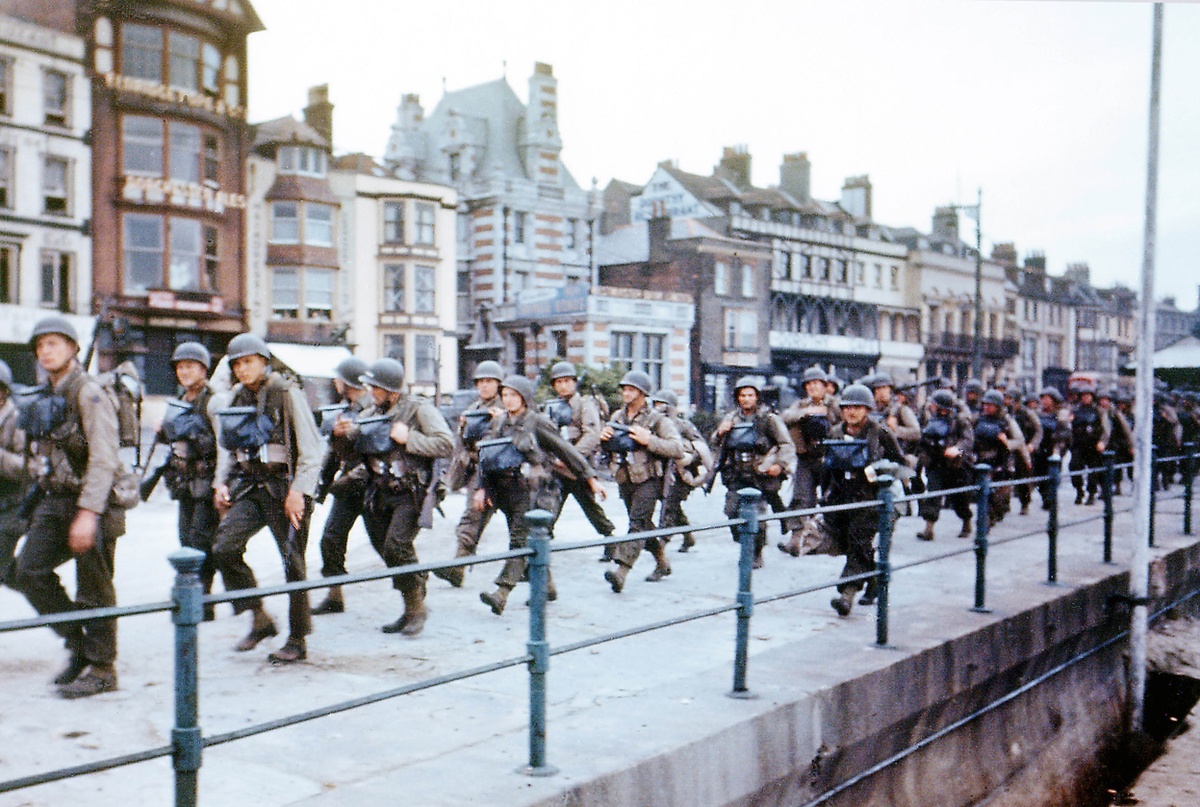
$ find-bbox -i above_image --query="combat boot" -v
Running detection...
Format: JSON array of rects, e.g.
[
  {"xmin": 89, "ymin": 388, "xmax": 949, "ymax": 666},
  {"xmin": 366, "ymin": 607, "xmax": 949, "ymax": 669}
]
[
  {"xmin": 311, "ymin": 585, "xmax": 345, "ymax": 615},
  {"xmin": 830, "ymin": 592, "xmax": 854, "ymax": 617},
  {"xmin": 433, "ymin": 545, "xmax": 472, "ymax": 587},
  {"xmin": 679, "ymin": 533, "xmax": 696, "ymax": 552},
  {"xmin": 957, "ymin": 517, "xmax": 973, "ymax": 539},
  {"xmin": 58, "ymin": 664, "xmax": 118, "ymax": 699},
  {"xmin": 1019, "ymin": 502, "xmax": 1030, "ymax": 516},
  {"xmin": 268, "ymin": 637, "xmax": 306, "ymax": 664},
  {"xmin": 1085, "ymin": 491, "xmax": 1096, "ymax": 506},
  {"xmin": 645, "ymin": 544, "xmax": 672, "ymax": 582},
  {"xmin": 604, "ymin": 562, "xmax": 630, "ymax": 593},
  {"xmin": 52, "ymin": 654, "xmax": 88, "ymax": 686},
  {"xmin": 1075, "ymin": 489, "xmax": 1084, "ymax": 505},
  {"xmin": 383, "ymin": 586, "xmax": 428, "ymax": 636},
  {"xmin": 480, "ymin": 586, "xmax": 511, "ymax": 615},
  {"xmin": 916, "ymin": 520, "xmax": 936, "ymax": 541},
  {"xmin": 234, "ymin": 609, "xmax": 278, "ymax": 652}
]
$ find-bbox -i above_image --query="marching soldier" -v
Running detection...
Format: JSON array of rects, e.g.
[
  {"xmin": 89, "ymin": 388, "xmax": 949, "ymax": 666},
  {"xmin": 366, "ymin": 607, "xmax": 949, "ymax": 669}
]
[
  {"xmin": 711, "ymin": 376, "xmax": 795, "ymax": 569},
  {"xmin": 14, "ymin": 316, "xmax": 123, "ymax": 698},
  {"xmin": 651, "ymin": 389, "xmax": 711, "ymax": 553},
  {"xmin": 973, "ymin": 389, "xmax": 1025, "ymax": 527},
  {"xmin": 824, "ymin": 383, "xmax": 906, "ymax": 616},
  {"xmin": 1069, "ymin": 382, "xmax": 1110, "ymax": 505},
  {"xmin": 871, "ymin": 372, "xmax": 921, "ymax": 462},
  {"xmin": 158, "ymin": 343, "xmax": 221, "ymax": 620},
  {"xmin": 1010, "ymin": 390, "xmax": 1043, "ymax": 514},
  {"xmin": 962, "ymin": 379, "xmax": 985, "ymax": 415},
  {"xmin": 433, "ymin": 360, "xmax": 505, "ymax": 588},
  {"xmin": 600, "ymin": 371, "xmax": 685, "ymax": 591},
  {"xmin": 475, "ymin": 375, "xmax": 604, "ymax": 615},
  {"xmin": 1034, "ymin": 387, "xmax": 1071, "ymax": 509},
  {"xmin": 1115, "ymin": 389, "xmax": 1136, "ymax": 492},
  {"xmin": 916, "ymin": 389, "xmax": 975, "ymax": 541},
  {"xmin": 1098, "ymin": 388, "xmax": 1133, "ymax": 496},
  {"xmin": 211, "ymin": 334, "xmax": 324, "ymax": 664},
  {"xmin": 543, "ymin": 362, "xmax": 616, "ymax": 556},
  {"xmin": 310, "ymin": 356, "xmax": 370, "ymax": 614},
  {"xmin": 0, "ymin": 360, "xmax": 26, "ymax": 589},
  {"xmin": 1152, "ymin": 389, "xmax": 1181, "ymax": 491},
  {"xmin": 778, "ymin": 365, "xmax": 839, "ymax": 556},
  {"xmin": 353, "ymin": 358, "xmax": 453, "ymax": 635}
]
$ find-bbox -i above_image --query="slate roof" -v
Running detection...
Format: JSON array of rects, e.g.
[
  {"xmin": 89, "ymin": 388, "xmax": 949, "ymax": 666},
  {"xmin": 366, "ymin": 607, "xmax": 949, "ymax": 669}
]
[
  {"xmin": 595, "ymin": 218, "xmax": 745, "ymax": 266},
  {"xmin": 252, "ymin": 116, "xmax": 329, "ymax": 153}
]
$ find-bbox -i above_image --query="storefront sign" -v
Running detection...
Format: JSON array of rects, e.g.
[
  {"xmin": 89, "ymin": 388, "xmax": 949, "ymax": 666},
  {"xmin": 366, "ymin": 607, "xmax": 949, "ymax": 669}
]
[
  {"xmin": 103, "ymin": 72, "xmax": 246, "ymax": 119},
  {"xmin": 147, "ymin": 290, "xmax": 225, "ymax": 313},
  {"xmin": 122, "ymin": 175, "xmax": 246, "ymax": 211}
]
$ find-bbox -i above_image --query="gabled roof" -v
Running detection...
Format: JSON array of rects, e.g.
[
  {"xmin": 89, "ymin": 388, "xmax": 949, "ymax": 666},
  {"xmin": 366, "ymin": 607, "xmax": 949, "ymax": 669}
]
[
  {"xmin": 595, "ymin": 218, "xmax": 740, "ymax": 266},
  {"xmin": 252, "ymin": 116, "xmax": 329, "ymax": 152},
  {"xmin": 659, "ymin": 163, "xmax": 739, "ymax": 202}
]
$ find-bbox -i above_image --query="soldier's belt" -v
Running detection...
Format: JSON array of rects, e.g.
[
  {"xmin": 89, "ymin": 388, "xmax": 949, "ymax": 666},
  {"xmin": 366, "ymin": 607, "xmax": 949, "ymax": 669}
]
[{"xmin": 234, "ymin": 444, "xmax": 289, "ymax": 465}]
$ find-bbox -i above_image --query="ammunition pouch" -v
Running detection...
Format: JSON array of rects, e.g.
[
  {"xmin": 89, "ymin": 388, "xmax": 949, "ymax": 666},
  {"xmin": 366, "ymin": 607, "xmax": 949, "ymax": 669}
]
[{"xmin": 217, "ymin": 406, "xmax": 275, "ymax": 451}]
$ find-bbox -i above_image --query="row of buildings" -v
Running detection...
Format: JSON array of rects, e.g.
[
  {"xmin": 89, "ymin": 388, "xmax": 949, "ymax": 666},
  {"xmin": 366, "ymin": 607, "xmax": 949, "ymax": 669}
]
[{"xmin": 3, "ymin": 2, "xmax": 1197, "ymax": 404}]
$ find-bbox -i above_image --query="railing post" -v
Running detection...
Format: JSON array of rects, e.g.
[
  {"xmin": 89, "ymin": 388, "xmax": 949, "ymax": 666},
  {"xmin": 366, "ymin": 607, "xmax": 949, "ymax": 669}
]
[
  {"xmin": 730, "ymin": 488, "xmax": 761, "ymax": 698},
  {"xmin": 1102, "ymin": 450, "xmax": 1116, "ymax": 563},
  {"xmin": 1184, "ymin": 442, "xmax": 1195, "ymax": 536},
  {"xmin": 1047, "ymin": 456, "xmax": 1061, "ymax": 583},
  {"xmin": 521, "ymin": 509, "xmax": 557, "ymax": 777},
  {"xmin": 972, "ymin": 463, "xmax": 992, "ymax": 612},
  {"xmin": 1149, "ymin": 446, "xmax": 1157, "ymax": 548},
  {"xmin": 169, "ymin": 548, "xmax": 206, "ymax": 807},
  {"xmin": 875, "ymin": 474, "xmax": 895, "ymax": 647}
]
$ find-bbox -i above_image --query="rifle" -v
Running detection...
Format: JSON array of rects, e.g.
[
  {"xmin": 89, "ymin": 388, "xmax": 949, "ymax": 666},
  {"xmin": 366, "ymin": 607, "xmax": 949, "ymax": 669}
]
[
  {"xmin": 138, "ymin": 434, "xmax": 170, "ymax": 502},
  {"xmin": 703, "ymin": 434, "xmax": 731, "ymax": 495},
  {"xmin": 418, "ymin": 457, "xmax": 448, "ymax": 529},
  {"xmin": 661, "ymin": 458, "xmax": 677, "ymax": 502},
  {"xmin": 313, "ymin": 451, "xmax": 340, "ymax": 505}
]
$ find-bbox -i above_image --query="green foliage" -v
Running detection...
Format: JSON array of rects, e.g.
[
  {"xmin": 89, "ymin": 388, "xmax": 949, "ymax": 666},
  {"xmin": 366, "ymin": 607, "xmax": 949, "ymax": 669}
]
[{"xmin": 534, "ymin": 356, "xmax": 624, "ymax": 419}]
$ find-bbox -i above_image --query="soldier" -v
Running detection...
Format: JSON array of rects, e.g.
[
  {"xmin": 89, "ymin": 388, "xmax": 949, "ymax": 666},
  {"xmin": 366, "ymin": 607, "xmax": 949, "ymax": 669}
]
[
  {"xmin": 210, "ymin": 334, "xmax": 324, "ymax": 664},
  {"xmin": 1152, "ymin": 390, "xmax": 1181, "ymax": 491},
  {"xmin": 825, "ymin": 372, "xmax": 843, "ymax": 404},
  {"xmin": 915, "ymin": 389, "xmax": 975, "ymax": 541},
  {"xmin": 0, "ymin": 360, "xmax": 26, "ymax": 589},
  {"xmin": 158, "ymin": 343, "xmax": 221, "ymax": 620},
  {"xmin": 14, "ymin": 316, "xmax": 123, "ymax": 698},
  {"xmin": 963, "ymin": 379, "xmax": 985, "ymax": 415},
  {"xmin": 651, "ymin": 389, "xmax": 711, "ymax": 553},
  {"xmin": 351, "ymin": 358, "xmax": 453, "ymax": 635},
  {"xmin": 310, "ymin": 356, "xmax": 370, "ymax": 614},
  {"xmin": 824, "ymin": 383, "xmax": 906, "ymax": 616},
  {"xmin": 1009, "ymin": 389, "xmax": 1043, "ymax": 514},
  {"xmin": 711, "ymin": 376, "xmax": 796, "ymax": 569},
  {"xmin": 1098, "ymin": 388, "xmax": 1133, "ymax": 496},
  {"xmin": 543, "ymin": 362, "xmax": 616, "ymax": 558},
  {"xmin": 1115, "ymin": 389, "xmax": 1137, "ymax": 491},
  {"xmin": 1034, "ymin": 387, "xmax": 1071, "ymax": 509},
  {"xmin": 871, "ymin": 372, "xmax": 921, "ymax": 461},
  {"xmin": 778, "ymin": 365, "xmax": 840, "ymax": 556},
  {"xmin": 475, "ymin": 375, "xmax": 604, "ymax": 614},
  {"xmin": 599, "ymin": 371, "xmax": 685, "ymax": 592},
  {"xmin": 1069, "ymin": 382, "xmax": 1110, "ymax": 505},
  {"xmin": 1177, "ymin": 392, "xmax": 1199, "ymax": 485},
  {"xmin": 972, "ymin": 390, "xmax": 1025, "ymax": 527},
  {"xmin": 432, "ymin": 360, "xmax": 505, "ymax": 588}
]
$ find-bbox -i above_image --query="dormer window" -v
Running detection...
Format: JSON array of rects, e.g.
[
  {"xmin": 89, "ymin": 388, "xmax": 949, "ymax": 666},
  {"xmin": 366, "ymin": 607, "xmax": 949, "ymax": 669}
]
[{"xmin": 277, "ymin": 145, "xmax": 326, "ymax": 177}]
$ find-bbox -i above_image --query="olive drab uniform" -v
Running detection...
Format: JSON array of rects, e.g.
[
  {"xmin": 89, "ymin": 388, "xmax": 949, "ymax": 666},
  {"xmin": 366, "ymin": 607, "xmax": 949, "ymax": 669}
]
[
  {"xmin": 1034, "ymin": 404, "xmax": 1071, "ymax": 509},
  {"xmin": 0, "ymin": 395, "xmax": 26, "ymax": 586},
  {"xmin": 658, "ymin": 411, "xmax": 709, "ymax": 551},
  {"xmin": 878, "ymin": 398, "xmax": 922, "ymax": 464},
  {"xmin": 315, "ymin": 394, "xmax": 369, "ymax": 585},
  {"xmin": 357, "ymin": 395, "xmax": 453, "ymax": 600},
  {"xmin": 916, "ymin": 406, "xmax": 975, "ymax": 534},
  {"xmin": 1011, "ymin": 403, "xmax": 1042, "ymax": 513},
  {"xmin": 476, "ymin": 409, "xmax": 595, "ymax": 605},
  {"xmin": 780, "ymin": 396, "xmax": 840, "ymax": 535},
  {"xmin": 972, "ymin": 409, "xmax": 1025, "ymax": 526},
  {"xmin": 714, "ymin": 405, "xmax": 796, "ymax": 561},
  {"xmin": 605, "ymin": 405, "xmax": 685, "ymax": 586},
  {"xmin": 546, "ymin": 392, "xmax": 615, "ymax": 538},
  {"xmin": 162, "ymin": 384, "xmax": 220, "ymax": 611},
  {"xmin": 1152, "ymin": 398, "xmax": 1181, "ymax": 490},
  {"xmin": 1069, "ymin": 398, "xmax": 1110, "ymax": 504},
  {"xmin": 1102, "ymin": 400, "xmax": 1133, "ymax": 495},
  {"xmin": 211, "ymin": 372, "xmax": 324, "ymax": 645},
  {"xmin": 15, "ymin": 365, "xmax": 123, "ymax": 673}
]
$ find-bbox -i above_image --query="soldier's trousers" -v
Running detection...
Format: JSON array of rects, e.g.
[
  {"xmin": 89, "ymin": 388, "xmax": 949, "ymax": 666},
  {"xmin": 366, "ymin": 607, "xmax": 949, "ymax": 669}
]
[
  {"xmin": 554, "ymin": 473, "xmax": 615, "ymax": 537},
  {"xmin": 1013, "ymin": 455, "xmax": 1033, "ymax": 509},
  {"xmin": 785, "ymin": 459, "xmax": 822, "ymax": 531},
  {"xmin": 318, "ymin": 490, "xmax": 364, "ymax": 577},
  {"xmin": 362, "ymin": 485, "xmax": 425, "ymax": 595},
  {"xmin": 0, "ymin": 492, "xmax": 25, "ymax": 587},
  {"xmin": 723, "ymin": 480, "xmax": 768, "ymax": 556},
  {"xmin": 15, "ymin": 493, "xmax": 118, "ymax": 665},
  {"xmin": 1032, "ymin": 453, "xmax": 1059, "ymax": 508},
  {"xmin": 177, "ymin": 493, "xmax": 219, "ymax": 597},
  {"xmin": 1069, "ymin": 449, "xmax": 1102, "ymax": 496},
  {"xmin": 989, "ymin": 468, "xmax": 1013, "ymax": 523},
  {"xmin": 487, "ymin": 474, "xmax": 561, "ymax": 589},
  {"xmin": 212, "ymin": 483, "xmax": 312, "ymax": 639},
  {"xmin": 917, "ymin": 465, "xmax": 973, "ymax": 523},
  {"xmin": 613, "ymin": 478, "xmax": 664, "ymax": 570},
  {"xmin": 455, "ymin": 477, "xmax": 498, "ymax": 555},
  {"xmin": 826, "ymin": 505, "xmax": 877, "ymax": 596},
  {"xmin": 658, "ymin": 478, "xmax": 693, "ymax": 541}
]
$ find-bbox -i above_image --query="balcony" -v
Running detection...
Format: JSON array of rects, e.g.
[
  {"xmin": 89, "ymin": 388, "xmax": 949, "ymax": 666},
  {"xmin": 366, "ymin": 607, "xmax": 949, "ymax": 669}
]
[
  {"xmin": 267, "ymin": 319, "xmax": 347, "ymax": 345},
  {"xmin": 928, "ymin": 332, "xmax": 1019, "ymax": 359}
]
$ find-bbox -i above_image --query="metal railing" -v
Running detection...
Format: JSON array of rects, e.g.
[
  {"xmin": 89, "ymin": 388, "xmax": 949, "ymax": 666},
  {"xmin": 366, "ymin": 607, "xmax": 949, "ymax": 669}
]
[{"xmin": 0, "ymin": 443, "xmax": 1196, "ymax": 805}]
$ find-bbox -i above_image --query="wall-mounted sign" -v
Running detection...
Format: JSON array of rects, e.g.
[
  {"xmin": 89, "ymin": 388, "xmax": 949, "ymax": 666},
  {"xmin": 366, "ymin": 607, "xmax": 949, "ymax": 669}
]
[
  {"xmin": 148, "ymin": 290, "xmax": 225, "ymax": 313},
  {"xmin": 122, "ymin": 175, "xmax": 246, "ymax": 211},
  {"xmin": 103, "ymin": 72, "xmax": 246, "ymax": 119}
]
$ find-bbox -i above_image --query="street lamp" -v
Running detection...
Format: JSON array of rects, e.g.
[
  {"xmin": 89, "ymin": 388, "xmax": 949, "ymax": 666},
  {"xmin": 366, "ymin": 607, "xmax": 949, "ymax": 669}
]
[{"xmin": 948, "ymin": 190, "xmax": 984, "ymax": 380}]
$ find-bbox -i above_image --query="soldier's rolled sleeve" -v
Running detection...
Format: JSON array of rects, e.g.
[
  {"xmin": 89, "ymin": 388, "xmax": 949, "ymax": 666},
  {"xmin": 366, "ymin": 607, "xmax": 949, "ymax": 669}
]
[
  {"xmin": 76, "ymin": 380, "xmax": 121, "ymax": 512},
  {"xmin": 287, "ymin": 386, "xmax": 326, "ymax": 497}
]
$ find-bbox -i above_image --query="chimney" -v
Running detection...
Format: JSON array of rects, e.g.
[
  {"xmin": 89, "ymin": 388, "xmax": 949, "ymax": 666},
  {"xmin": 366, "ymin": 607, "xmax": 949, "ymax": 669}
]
[
  {"xmin": 1064, "ymin": 262, "xmax": 1090, "ymax": 285},
  {"xmin": 303, "ymin": 84, "xmax": 334, "ymax": 146},
  {"xmin": 931, "ymin": 206, "xmax": 958, "ymax": 243},
  {"xmin": 648, "ymin": 210, "xmax": 670, "ymax": 263},
  {"xmin": 1023, "ymin": 250, "xmax": 1046, "ymax": 273},
  {"xmin": 840, "ymin": 175, "xmax": 872, "ymax": 220},
  {"xmin": 715, "ymin": 145, "xmax": 752, "ymax": 190},
  {"xmin": 991, "ymin": 242, "xmax": 1017, "ymax": 267},
  {"xmin": 779, "ymin": 152, "xmax": 811, "ymax": 203}
]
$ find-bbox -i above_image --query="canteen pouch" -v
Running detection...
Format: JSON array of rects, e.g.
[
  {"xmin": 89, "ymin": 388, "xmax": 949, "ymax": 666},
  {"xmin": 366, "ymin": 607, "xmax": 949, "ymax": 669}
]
[
  {"xmin": 461, "ymin": 410, "xmax": 493, "ymax": 445},
  {"xmin": 217, "ymin": 406, "xmax": 275, "ymax": 451},
  {"xmin": 477, "ymin": 436, "xmax": 525, "ymax": 476},
  {"xmin": 823, "ymin": 438, "xmax": 869, "ymax": 472},
  {"xmin": 354, "ymin": 415, "xmax": 396, "ymax": 456},
  {"xmin": 162, "ymin": 399, "xmax": 208, "ymax": 442},
  {"xmin": 724, "ymin": 421, "xmax": 758, "ymax": 452},
  {"xmin": 601, "ymin": 423, "xmax": 636, "ymax": 455}
]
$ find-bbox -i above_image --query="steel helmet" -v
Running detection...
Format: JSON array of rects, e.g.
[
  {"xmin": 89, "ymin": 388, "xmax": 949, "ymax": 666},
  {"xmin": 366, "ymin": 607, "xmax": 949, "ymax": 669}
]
[
  {"xmin": 225, "ymin": 333, "xmax": 271, "ymax": 362},
  {"xmin": 826, "ymin": 374, "xmax": 843, "ymax": 392},
  {"xmin": 801, "ymin": 365, "xmax": 826, "ymax": 384},
  {"xmin": 1039, "ymin": 386, "xmax": 1064, "ymax": 403},
  {"xmin": 869, "ymin": 372, "xmax": 894, "ymax": 390},
  {"xmin": 931, "ymin": 389, "xmax": 956, "ymax": 410},
  {"xmin": 334, "ymin": 356, "xmax": 369, "ymax": 389},
  {"xmin": 361, "ymin": 358, "xmax": 405, "ymax": 393},
  {"xmin": 30, "ymin": 315, "xmax": 78, "ymax": 347},
  {"xmin": 473, "ymin": 360, "xmax": 505, "ymax": 382},
  {"xmin": 171, "ymin": 341, "xmax": 212, "ymax": 369},
  {"xmin": 549, "ymin": 361, "xmax": 577, "ymax": 381},
  {"xmin": 619, "ymin": 370, "xmax": 653, "ymax": 396},
  {"xmin": 981, "ymin": 389, "xmax": 1006, "ymax": 408},
  {"xmin": 651, "ymin": 389, "xmax": 678, "ymax": 408},
  {"xmin": 0, "ymin": 360, "xmax": 11, "ymax": 390},
  {"xmin": 840, "ymin": 383, "xmax": 874, "ymax": 408},
  {"xmin": 733, "ymin": 375, "xmax": 762, "ymax": 394},
  {"xmin": 501, "ymin": 374, "xmax": 536, "ymax": 408},
  {"xmin": 964, "ymin": 379, "xmax": 985, "ymax": 394}
]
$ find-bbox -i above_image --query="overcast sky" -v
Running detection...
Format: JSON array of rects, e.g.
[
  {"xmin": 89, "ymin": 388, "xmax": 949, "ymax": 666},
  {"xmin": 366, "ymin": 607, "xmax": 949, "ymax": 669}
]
[{"xmin": 246, "ymin": 0, "xmax": 1200, "ymax": 307}]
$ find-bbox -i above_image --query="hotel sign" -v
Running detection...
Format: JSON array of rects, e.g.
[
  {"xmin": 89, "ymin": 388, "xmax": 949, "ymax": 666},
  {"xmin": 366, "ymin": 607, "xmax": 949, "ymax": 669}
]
[
  {"xmin": 122, "ymin": 175, "xmax": 246, "ymax": 213},
  {"xmin": 103, "ymin": 72, "xmax": 246, "ymax": 119}
]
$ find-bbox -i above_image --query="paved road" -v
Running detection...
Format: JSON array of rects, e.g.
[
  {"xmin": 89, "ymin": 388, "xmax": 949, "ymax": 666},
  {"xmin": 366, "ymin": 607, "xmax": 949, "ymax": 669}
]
[{"xmin": 0, "ymin": 473, "xmax": 1193, "ymax": 806}]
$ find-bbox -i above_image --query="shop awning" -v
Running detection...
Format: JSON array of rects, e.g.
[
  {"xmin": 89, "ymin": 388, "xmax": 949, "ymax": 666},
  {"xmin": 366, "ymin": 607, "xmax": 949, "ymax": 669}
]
[{"xmin": 267, "ymin": 342, "xmax": 352, "ymax": 379}]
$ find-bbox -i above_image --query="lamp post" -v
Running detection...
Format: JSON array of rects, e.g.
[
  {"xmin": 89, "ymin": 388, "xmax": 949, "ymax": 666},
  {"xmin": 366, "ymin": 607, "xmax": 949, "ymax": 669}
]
[{"xmin": 947, "ymin": 192, "xmax": 984, "ymax": 381}]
